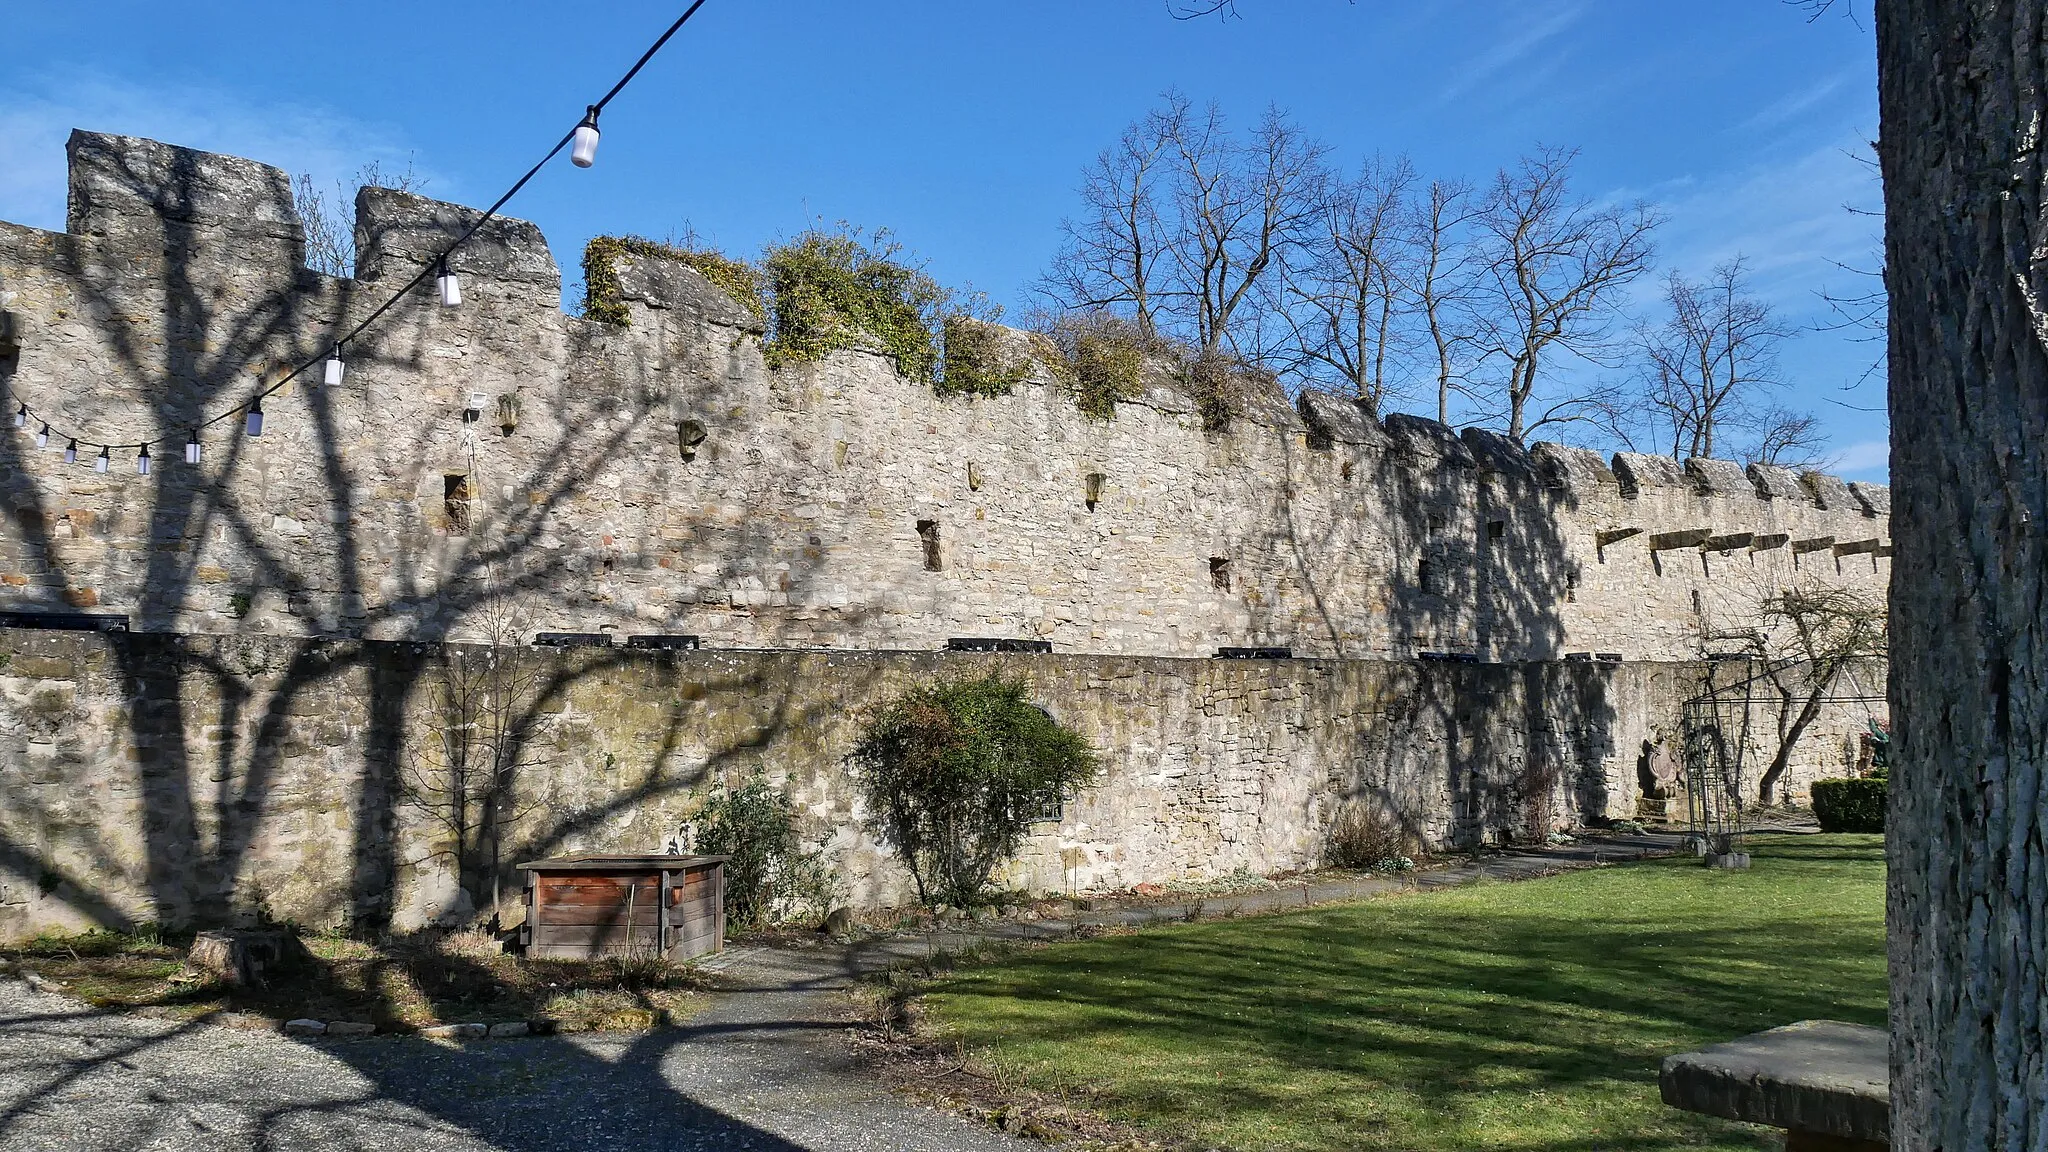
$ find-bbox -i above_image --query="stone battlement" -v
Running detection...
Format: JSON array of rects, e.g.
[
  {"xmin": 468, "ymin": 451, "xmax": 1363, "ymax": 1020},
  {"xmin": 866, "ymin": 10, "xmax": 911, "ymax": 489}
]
[{"xmin": 0, "ymin": 132, "xmax": 1889, "ymax": 659}]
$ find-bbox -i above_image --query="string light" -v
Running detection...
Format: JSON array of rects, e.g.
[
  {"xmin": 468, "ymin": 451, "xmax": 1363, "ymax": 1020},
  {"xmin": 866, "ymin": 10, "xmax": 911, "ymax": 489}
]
[
  {"xmin": 1, "ymin": 2, "xmax": 709, "ymax": 470},
  {"xmin": 436, "ymin": 259, "xmax": 462, "ymax": 308},
  {"xmin": 571, "ymin": 107, "xmax": 601, "ymax": 168}
]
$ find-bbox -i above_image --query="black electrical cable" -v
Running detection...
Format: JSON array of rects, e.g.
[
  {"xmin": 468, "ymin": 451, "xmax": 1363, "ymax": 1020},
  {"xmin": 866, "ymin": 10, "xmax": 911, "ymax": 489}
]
[{"xmin": 12, "ymin": 2, "xmax": 713, "ymax": 455}]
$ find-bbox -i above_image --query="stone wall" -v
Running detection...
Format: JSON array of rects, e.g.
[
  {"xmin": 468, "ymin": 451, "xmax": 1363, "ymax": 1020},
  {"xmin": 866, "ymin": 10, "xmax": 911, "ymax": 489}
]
[
  {"xmin": 0, "ymin": 630, "xmax": 1884, "ymax": 940},
  {"xmin": 0, "ymin": 132, "xmax": 1890, "ymax": 660}
]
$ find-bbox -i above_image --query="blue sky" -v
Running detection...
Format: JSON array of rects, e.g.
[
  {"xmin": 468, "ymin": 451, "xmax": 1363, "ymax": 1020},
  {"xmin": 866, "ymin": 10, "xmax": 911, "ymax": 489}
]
[{"xmin": 0, "ymin": 1, "xmax": 1886, "ymax": 477}]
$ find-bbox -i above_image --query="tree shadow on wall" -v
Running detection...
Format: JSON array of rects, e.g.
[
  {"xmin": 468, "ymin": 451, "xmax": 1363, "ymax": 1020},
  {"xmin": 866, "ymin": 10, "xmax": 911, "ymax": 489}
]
[
  {"xmin": 0, "ymin": 136, "xmax": 886, "ymax": 940},
  {"xmin": 0, "ymin": 134, "xmax": 923, "ymax": 1149},
  {"xmin": 1237, "ymin": 409, "xmax": 1615, "ymax": 851}
]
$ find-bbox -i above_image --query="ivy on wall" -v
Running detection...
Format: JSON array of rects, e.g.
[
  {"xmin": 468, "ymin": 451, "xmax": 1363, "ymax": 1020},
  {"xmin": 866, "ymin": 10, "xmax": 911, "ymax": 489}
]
[
  {"xmin": 581, "ymin": 235, "xmax": 766, "ymax": 328},
  {"xmin": 761, "ymin": 227, "xmax": 944, "ymax": 381},
  {"xmin": 936, "ymin": 316, "xmax": 1032, "ymax": 399}
]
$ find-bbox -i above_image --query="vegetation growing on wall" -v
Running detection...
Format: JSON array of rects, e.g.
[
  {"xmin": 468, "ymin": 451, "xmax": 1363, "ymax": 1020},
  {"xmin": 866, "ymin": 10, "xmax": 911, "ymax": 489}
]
[
  {"xmin": 1035, "ymin": 310, "xmax": 1156, "ymax": 420},
  {"xmin": 762, "ymin": 226, "xmax": 946, "ymax": 381},
  {"xmin": 936, "ymin": 315, "xmax": 1033, "ymax": 398},
  {"xmin": 581, "ymin": 235, "xmax": 766, "ymax": 328},
  {"xmin": 848, "ymin": 674, "xmax": 1096, "ymax": 908},
  {"xmin": 692, "ymin": 774, "xmax": 837, "ymax": 929}
]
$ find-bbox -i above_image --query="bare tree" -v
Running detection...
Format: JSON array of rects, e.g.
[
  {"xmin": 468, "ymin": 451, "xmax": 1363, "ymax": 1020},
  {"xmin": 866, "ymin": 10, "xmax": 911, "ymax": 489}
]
[
  {"xmin": 1156, "ymin": 95, "xmax": 1331, "ymax": 359},
  {"xmin": 1731, "ymin": 582, "xmax": 1887, "ymax": 806},
  {"xmin": 1278, "ymin": 155, "xmax": 1416, "ymax": 413},
  {"xmin": 400, "ymin": 594, "xmax": 556, "ymax": 925},
  {"xmin": 1468, "ymin": 147, "xmax": 1660, "ymax": 442},
  {"xmin": 1407, "ymin": 178, "xmax": 1482, "ymax": 423},
  {"xmin": 295, "ymin": 160, "xmax": 425, "ymax": 279},
  {"xmin": 1635, "ymin": 259, "xmax": 1792, "ymax": 460},
  {"xmin": 1039, "ymin": 93, "xmax": 1331, "ymax": 371},
  {"xmin": 1041, "ymin": 119, "xmax": 1171, "ymax": 339}
]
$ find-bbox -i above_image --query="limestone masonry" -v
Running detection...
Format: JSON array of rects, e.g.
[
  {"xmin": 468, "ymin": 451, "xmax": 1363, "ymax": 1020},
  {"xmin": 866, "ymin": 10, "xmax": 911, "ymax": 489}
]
[
  {"xmin": 0, "ymin": 133, "xmax": 1893, "ymax": 937},
  {"xmin": 0, "ymin": 132, "xmax": 1888, "ymax": 658}
]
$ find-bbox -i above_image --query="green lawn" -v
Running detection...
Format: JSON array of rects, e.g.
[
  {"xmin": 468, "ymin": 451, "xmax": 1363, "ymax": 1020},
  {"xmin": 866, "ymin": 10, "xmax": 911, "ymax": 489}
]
[{"xmin": 922, "ymin": 835, "xmax": 1886, "ymax": 1152}]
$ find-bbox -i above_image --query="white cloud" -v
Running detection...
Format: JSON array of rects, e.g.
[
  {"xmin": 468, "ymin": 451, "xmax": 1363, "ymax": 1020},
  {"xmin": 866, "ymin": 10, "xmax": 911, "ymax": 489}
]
[
  {"xmin": 1437, "ymin": 2, "xmax": 1588, "ymax": 103},
  {"xmin": 1833, "ymin": 438, "xmax": 1889, "ymax": 478},
  {"xmin": 0, "ymin": 70, "xmax": 439, "ymax": 234}
]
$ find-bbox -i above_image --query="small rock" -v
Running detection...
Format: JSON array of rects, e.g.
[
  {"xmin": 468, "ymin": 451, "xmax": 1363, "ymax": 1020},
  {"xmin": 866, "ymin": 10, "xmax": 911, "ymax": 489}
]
[
  {"xmin": 325, "ymin": 1021, "xmax": 376, "ymax": 1036},
  {"xmin": 527, "ymin": 1018, "xmax": 559, "ymax": 1036},
  {"xmin": 283, "ymin": 1019, "xmax": 326, "ymax": 1036},
  {"xmin": 487, "ymin": 1021, "xmax": 529, "ymax": 1038},
  {"xmin": 419, "ymin": 1022, "xmax": 487, "ymax": 1040},
  {"xmin": 20, "ymin": 971, "xmax": 62, "ymax": 994},
  {"xmin": 1134, "ymin": 883, "xmax": 1165, "ymax": 897}
]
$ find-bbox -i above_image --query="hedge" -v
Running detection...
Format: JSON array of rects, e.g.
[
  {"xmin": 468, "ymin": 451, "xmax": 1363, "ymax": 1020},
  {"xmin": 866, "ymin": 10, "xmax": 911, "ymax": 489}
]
[{"xmin": 1811, "ymin": 777, "xmax": 1886, "ymax": 833}]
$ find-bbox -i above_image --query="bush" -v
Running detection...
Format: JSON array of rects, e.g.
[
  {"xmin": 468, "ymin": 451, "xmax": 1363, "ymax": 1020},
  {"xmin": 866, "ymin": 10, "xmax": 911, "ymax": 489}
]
[
  {"xmin": 581, "ymin": 235, "xmax": 765, "ymax": 328},
  {"xmin": 1811, "ymin": 777, "xmax": 1887, "ymax": 833},
  {"xmin": 1037, "ymin": 310, "xmax": 1157, "ymax": 419},
  {"xmin": 692, "ymin": 775, "xmax": 837, "ymax": 929},
  {"xmin": 848, "ymin": 674, "xmax": 1097, "ymax": 909},
  {"xmin": 762, "ymin": 226, "xmax": 945, "ymax": 380},
  {"xmin": 937, "ymin": 315, "xmax": 1031, "ymax": 398},
  {"xmin": 1325, "ymin": 803, "xmax": 1413, "ymax": 871}
]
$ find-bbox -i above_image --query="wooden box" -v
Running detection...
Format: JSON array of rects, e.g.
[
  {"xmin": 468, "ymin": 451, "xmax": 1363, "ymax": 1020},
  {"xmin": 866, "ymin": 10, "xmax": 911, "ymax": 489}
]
[{"xmin": 516, "ymin": 854, "xmax": 728, "ymax": 961}]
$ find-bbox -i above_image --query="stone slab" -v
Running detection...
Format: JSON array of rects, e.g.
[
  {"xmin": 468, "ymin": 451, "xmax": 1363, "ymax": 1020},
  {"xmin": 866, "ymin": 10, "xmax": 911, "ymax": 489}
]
[{"xmin": 1660, "ymin": 1019, "xmax": 1887, "ymax": 1142}]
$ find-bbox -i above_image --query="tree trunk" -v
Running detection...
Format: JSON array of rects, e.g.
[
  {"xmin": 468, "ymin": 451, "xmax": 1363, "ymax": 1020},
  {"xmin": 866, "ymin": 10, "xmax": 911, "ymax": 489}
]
[{"xmin": 1879, "ymin": 3, "xmax": 2048, "ymax": 1148}]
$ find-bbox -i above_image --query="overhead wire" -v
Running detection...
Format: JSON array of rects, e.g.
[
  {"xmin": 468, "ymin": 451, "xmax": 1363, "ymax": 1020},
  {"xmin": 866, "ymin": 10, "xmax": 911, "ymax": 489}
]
[{"xmin": 8, "ymin": 3, "xmax": 713, "ymax": 460}]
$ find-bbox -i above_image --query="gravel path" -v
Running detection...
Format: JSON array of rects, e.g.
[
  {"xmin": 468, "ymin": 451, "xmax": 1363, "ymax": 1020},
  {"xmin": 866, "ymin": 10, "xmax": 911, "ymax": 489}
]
[{"xmin": 0, "ymin": 834, "xmax": 1683, "ymax": 1151}]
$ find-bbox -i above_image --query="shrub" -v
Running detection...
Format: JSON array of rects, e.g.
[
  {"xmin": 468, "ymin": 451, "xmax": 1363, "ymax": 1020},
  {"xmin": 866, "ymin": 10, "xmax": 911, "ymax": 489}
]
[
  {"xmin": 1038, "ymin": 310, "xmax": 1156, "ymax": 419},
  {"xmin": 581, "ymin": 235, "xmax": 765, "ymax": 328},
  {"xmin": 692, "ymin": 775, "xmax": 837, "ymax": 929},
  {"xmin": 937, "ymin": 315, "xmax": 1031, "ymax": 398},
  {"xmin": 762, "ymin": 226, "xmax": 944, "ymax": 380},
  {"xmin": 848, "ymin": 674, "xmax": 1097, "ymax": 908},
  {"xmin": 1178, "ymin": 348, "xmax": 1254, "ymax": 432},
  {"xmin": 1325, "ymin": 803, "xmax": 1412, "ymax": 871},
  {"xmin": 1811, "ymin": 777, "xmax": 1887, "ymax": 833}
]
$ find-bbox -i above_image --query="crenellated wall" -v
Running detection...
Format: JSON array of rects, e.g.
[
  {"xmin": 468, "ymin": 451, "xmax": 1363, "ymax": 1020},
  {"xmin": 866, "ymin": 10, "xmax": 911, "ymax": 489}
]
[{"xmin": 0, "ymin": 132, "xmax": 1888, "ymax": 660}]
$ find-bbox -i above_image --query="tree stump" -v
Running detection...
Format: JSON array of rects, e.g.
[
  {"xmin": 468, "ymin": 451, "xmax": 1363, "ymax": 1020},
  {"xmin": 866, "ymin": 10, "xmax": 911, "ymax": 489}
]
[{"xmin": 183, "ymin": 928, "xmax": 304, "ymax": 986}]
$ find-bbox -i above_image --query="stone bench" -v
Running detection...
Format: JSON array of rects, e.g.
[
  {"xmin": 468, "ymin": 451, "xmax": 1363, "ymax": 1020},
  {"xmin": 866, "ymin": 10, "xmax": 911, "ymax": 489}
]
[{"xmin": 1660, "ymin": 1020, "xmax": 1887, "ymax": 1151}]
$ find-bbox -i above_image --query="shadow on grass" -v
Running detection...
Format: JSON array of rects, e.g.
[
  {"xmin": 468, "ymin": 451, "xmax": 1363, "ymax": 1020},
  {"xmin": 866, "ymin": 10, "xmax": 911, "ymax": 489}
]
[{"xmin": 924, "ymin": 835, "xmax": 1887, "ymax": 1152}]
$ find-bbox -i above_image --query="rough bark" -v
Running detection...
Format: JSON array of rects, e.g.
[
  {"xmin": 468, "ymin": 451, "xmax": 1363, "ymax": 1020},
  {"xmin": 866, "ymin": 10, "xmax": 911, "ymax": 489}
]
[{"xmin": 1879, "ymin": 2, "xmax": 2048, "ymax": 1148}]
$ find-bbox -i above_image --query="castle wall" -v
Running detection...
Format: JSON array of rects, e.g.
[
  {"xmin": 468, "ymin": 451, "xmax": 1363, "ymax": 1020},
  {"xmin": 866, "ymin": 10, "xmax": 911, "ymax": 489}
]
[
  {"xmin": 0, "ymin": 132, "xmax": 1889, "ymax": 660},
  {"xmin": 0, "ymin": 630, "xmax": 1882, "ymax": 940}
]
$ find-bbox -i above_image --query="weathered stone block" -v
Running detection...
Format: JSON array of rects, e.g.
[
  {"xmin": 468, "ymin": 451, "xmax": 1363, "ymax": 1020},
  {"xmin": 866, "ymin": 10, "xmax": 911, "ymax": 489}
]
[{"xmin": 1659, "ymin": 1020, "xmax": 1887, "ymax": 1145}]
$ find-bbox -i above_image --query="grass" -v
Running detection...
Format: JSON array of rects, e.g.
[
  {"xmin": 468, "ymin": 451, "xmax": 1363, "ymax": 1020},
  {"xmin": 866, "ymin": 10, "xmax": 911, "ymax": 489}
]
[
  {"xmin": 0, "ymin": 927, "xmax": 706, "ymax": 1033},
  {"xmin": 919, "ymin": 834, "xmax": 1886, "ymax": 1152}
]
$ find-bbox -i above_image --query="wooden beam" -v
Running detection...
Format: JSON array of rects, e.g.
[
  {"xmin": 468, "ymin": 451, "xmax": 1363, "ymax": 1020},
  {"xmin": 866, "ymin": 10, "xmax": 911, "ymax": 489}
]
[
  {"xmin": 1792, "ymin": 536, "xmax": 1836, "ymax": 555},
  {"xmin": 1702, "ymin": 532, "xmax": 1754, "ymax": 552},
  {"xmin": 1650, "ymin": 528, "xmax": 1712, "ymax": 551},
  {"xmin": 1596, "ymin": 526, "xmax": 1643, "ymax": 547}
]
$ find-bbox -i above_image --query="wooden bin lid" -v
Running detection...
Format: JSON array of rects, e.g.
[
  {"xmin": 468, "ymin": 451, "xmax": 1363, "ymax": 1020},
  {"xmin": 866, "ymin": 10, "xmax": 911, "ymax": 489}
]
[{"xmin": 515, "ymin": 853, "xmax": 729, "ymax": 873}]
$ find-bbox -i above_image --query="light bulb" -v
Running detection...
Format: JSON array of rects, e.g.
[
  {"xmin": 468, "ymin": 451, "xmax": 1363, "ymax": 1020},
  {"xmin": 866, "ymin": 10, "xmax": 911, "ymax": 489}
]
[
  {"xmin": 94, "ymin": 446, "xmax": 109, "ymax": 473},
  {"xmin": 185, "ymin": 432, "xmax": 201, "ymax": 465},
  {"xmin": 437, "ymin": 260, "xmax": 462, "ymax": 307},
  {"xmin": 35, "ymin": 424, "xmax": 48, "ymax": 449},
  {"xmin": 571, "ymin": 107, "xmax": 601, "ymax": 168},
  {"xmin": 246, "ymin": 400, "xmax": 264, "ymax": 437},
  {"xmin": 64, "ymin": 439, "xmax": 77, "ymax": 464},
  {"xmin": 136, "ymin": 445, "xmax": 150, "ymax": 476},
  {"xmin": 12, "ymin": 404, "xmax": 24, "ymax": 429},
  {"xmin": 323, "ymin": 348, "xmax": 345, "ymax": 387}
]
